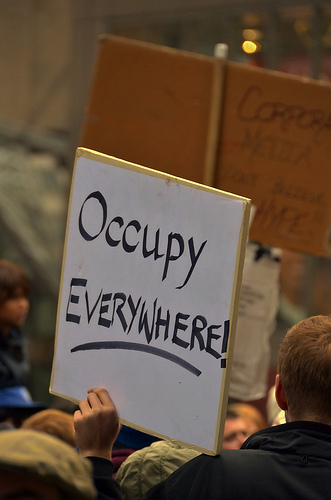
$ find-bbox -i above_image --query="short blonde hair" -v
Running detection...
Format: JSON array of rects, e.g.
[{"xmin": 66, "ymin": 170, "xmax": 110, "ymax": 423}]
[
  {"xmin": 227, "ymin": 403, "xmax": 267, "ymax": 432},
  {"xmin": 22, "ymin": 409, "xmax": 76, "ymax": 447}
]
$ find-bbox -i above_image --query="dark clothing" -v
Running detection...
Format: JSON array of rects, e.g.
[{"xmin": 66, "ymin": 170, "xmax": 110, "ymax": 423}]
[
  {"xmin": 0, "ymin": 327, "xmax": 29, "ymax": 389},
  {"xmin": 111, "ymin": 448, "xmax": 136, "ymax": 477},
  {"xmin": 87, "ymin": 457, "xmax": 122, "ymax": 500},
  {"xmin": 112, "ymin": 426, "xmax": 161, "ymax": 474},
  {"xmin": 115, "ymin": 425, "xmax": 161, "ymax": 450},
  {"xmin": 144, "ymin": 421, "xmax": 331, "ymax": 500}
]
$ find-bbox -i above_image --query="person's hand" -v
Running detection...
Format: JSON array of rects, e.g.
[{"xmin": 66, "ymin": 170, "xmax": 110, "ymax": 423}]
[{"xmin": 74, "ymin": 387, "xmax": 120, "ymax": 460}]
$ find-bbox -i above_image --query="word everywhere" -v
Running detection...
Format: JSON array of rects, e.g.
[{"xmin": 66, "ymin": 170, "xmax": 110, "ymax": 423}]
[{"xmin": 66, "ymin": 278, "xmax": 228, "ymax": 361}]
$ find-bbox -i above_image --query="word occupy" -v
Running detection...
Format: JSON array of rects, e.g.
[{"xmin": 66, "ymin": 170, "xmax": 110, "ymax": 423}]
[
  {"xmin": 78, "ymin": 191, "xmax": 207, "ymax": 289},
  {"xmin": 66, "ymin": 278, "xmax": 230, "ymax": 369}
]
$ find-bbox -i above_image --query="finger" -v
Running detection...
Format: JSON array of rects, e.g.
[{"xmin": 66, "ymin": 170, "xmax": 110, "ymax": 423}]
[
  {"xmin": 78, "ymin": 399, "xmax": 93, "ymax": 414},
  {"xmin": 73, "ymin": 408, "xmax": 84, "ymax": 428},
  {"xmin": 87, "ymin": 387, "xmax": 108, "ymax": 398},
  {"xmin": 73, "ymin": 409, "xmax": 82, "ymax": 422},
  {"xmin": 87, "ymin": 391, "xmax": 103, "ymax": 409},
  {"xmin": 87, "ymin": 387, "xmax": 101, "ymax": 394},
  {"xmin": 88, "ymin": 387, "xmax": 115, "ymax": 407}
]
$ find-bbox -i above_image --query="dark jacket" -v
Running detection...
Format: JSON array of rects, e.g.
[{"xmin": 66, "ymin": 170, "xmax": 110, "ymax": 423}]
[
  {"xmin": 144, "ymin": 421, "xmax": 331, "ymax": 499},
  {"xmin": 88, "ymin": 457, "xmax": 122, "ymax": 500},
  {"xmin": 0, "ymin": 327, "xmax": 29, "ymax": 389}
]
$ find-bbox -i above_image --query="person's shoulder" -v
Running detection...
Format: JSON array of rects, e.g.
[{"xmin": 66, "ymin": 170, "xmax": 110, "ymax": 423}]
[{"xmin": 117, "ymin": 440, "xmax": 201, "ymax": 499}]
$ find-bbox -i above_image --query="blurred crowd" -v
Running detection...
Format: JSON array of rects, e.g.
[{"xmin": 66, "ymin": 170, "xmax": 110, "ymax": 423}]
[{"xmin": 0, "ymin": 247, "xmax": 330, "ymax": 498}]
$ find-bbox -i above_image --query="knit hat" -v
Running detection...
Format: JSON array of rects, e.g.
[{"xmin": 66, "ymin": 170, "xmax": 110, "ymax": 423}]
[{"xmin": 0, "ymin": 429, "xmax": 97, "ymax": 500}]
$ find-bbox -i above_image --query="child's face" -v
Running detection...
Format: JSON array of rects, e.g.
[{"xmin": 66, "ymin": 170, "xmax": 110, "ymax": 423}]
[{"xmin": 0, "ymin": 287, "xmax": 29, "ymax": 332}]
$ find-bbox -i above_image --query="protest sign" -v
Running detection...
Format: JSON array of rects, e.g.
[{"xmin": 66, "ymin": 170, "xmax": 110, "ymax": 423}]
[
  {"xmin": 80, "ymin": 35, "xmax": 331, "ymax": 256},
  {"xmin": 215, "ymin": 62, "xmax": 331, "ymax": 256},
  {"xmin": 80, "ymin": 34, "xmax": 223, "ymax": 186},
  {"xmin": 50, "ymin": 148, "xmax": 250, "ymax": 454},
  {"xmin": 229, "ymin": 242, "xmax": 281, "ymax": 401}
]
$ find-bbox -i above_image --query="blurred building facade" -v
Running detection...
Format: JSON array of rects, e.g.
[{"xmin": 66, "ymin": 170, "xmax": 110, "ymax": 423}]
[
  {"xmin": 0, "ymin": 0, "xmax": 330, "ymax": 403},
  {"xmin": 2, "ymin": 0, "xmax": 331, "ymax": 164}
]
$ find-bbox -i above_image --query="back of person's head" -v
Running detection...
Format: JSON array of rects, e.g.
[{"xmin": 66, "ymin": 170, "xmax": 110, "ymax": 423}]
[
  {"xmin": 278, "ymin": 314, "xmax": 331, "ymax": 422},
  {"xmin": 0, "ymin": 429, "xmax": 96, "ymax": 499},
  {"xmin": 0, "ymin": 259, "xmax": 30, "ymax": 303},
  {"xmin": 21, "ymin": 409, "xmax": 76, "ymax": 447}
]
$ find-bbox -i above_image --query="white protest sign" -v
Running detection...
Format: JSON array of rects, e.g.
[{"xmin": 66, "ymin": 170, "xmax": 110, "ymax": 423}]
[
  {"xmin": 50, "ymin": 148, "xmax": 250, "ymax": 454},
  {"xmin": 229, "ymin": 242, "xmax": 281, "ymax": 401}
]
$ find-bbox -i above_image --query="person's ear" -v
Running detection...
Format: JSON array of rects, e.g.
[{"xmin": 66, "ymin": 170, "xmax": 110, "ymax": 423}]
[{"xmin": 275, "ymin": 374, "xmax": 288, "ymax": 411}]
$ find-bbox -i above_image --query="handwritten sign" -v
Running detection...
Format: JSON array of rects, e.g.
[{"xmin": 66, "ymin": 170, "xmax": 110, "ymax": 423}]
[
  {"xmin": 215, "ymin": 62, "xmax": 331, "ymax": 255},
  {"xmin": 50, "ymin": 148, "xmax": 250, "ymax": 454},
  {"xmin": 229, "ymin": 242, "xmax": 281, "ymax": 401},
  {"xmin": 81, "ymin": 35, "xmax": 331, "ymax": 256}
]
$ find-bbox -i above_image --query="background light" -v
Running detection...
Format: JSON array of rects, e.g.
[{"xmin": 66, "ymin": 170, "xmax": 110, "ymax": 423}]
[{"xmin": 242, "ymin": 40, "xmax": 261, "ymax": 53}]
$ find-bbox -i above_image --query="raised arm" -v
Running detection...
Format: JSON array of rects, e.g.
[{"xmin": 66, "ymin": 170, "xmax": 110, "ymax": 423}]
[
  {"xmin": 74, "ymin": 387, "xmax": 120, "ymax": 459},
  {"xmin": 74, "ymin": 387, "xmax": 122, "ymax": 500}
]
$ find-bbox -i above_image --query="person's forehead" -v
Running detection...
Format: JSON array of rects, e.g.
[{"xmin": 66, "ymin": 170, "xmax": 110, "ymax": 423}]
[
  {"xmin": 224, "ymin": 417, "xmax": 248, "ymax": 433},
  {"xmin": 0, "ymin": 469, "xmax": 62, "ymax": 500}
]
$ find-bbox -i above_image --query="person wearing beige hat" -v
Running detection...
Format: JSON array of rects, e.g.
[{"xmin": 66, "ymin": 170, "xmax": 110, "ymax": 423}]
[
  {"xmin": 0, "ymin": 429, "xmax": 96, "ymax": 499},
  {"xmin": 0, "ymin": 387, "xmax": 123, "ymax": 500}
]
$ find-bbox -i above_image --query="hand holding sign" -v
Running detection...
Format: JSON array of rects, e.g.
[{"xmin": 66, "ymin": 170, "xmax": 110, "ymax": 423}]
[{"xmin": 74, "ymin": 387, "xmax": 120, "ymax": 460}]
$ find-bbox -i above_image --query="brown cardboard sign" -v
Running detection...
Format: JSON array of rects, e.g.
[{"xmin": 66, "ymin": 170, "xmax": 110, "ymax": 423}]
[
  {"xmin": 215, "ymin": 62, "xmax": 331, "ymax": 256},
  {"xmin": 80, "ymin": 35, "xmax": 223, "ymax": 186},
  {"xmin": 80, "ymin": 35, "xmax": 331, "ymax": 256}
]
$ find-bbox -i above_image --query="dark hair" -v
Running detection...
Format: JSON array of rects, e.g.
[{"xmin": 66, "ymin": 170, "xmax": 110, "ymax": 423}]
[
  {"xmin": 0, "ymin": 260, "xmax": 31, "ymax": 303},
  {"xmin": 278, "ymin": 315, "xmax": 331, "ymax": 422}
]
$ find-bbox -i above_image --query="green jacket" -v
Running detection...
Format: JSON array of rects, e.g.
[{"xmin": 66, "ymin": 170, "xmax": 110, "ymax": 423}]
[{"xmin": 116, "ymin": 440, "xmax": 200, "ymax": 499}]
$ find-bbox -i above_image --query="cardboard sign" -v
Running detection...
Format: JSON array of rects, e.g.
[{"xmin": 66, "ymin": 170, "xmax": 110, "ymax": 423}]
[
  {"xmin": 80, "ymin": 35, "xmax": 331, "ymax": 256},
  {"xmin": 80, "ymin": 35, "xmax": 223, "ymax": 186},
  {"xmin": 215, "ymin": 62, "xmax": 331, "ymax": 256},
  {"xmin": 50, "ymin": 148, "xmax": 250, "ymax": 454}
]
